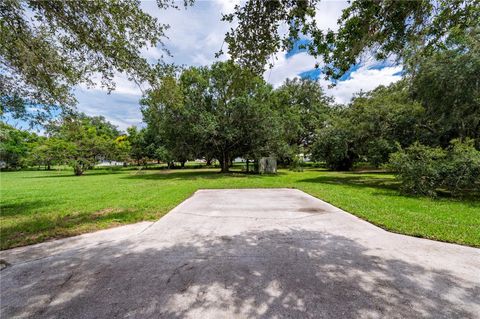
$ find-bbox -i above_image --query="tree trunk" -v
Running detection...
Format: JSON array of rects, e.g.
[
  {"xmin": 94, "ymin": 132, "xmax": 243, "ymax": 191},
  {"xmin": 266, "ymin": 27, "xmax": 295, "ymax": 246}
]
[
  {"xmin": 221, "ymin": 152, "xmax": 230, "ymax": 173},
  {"xmin": 74, "ymin": 165, "xmax": 84, "ymax": 176},
  {"xmin": 47, "ymin": 162, "xmax": 51, "ymax": 170},
  {"xmin": 246, "ymin": 159, "xmax": 249, "ymax": 173},
  {"xmin": 206, "ymin": 158, "xmax": 212, "ymax": 166},
  {"xmin": 181, "ymin": 160, "xmax": 186, "ymax": 168}
]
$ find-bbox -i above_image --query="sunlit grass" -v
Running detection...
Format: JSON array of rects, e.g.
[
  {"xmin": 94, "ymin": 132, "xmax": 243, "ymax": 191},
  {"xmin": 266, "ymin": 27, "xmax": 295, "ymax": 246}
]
[{"xmin": 1, "ymin": 167, "xmax": 479, "ymax": 249}]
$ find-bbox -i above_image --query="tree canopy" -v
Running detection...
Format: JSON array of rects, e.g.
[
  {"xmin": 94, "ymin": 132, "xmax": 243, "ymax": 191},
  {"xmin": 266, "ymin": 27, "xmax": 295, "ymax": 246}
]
[
  {"xmin": 0, "ymin": 0, "xmax": 187, "ymax": 122},
  {"xmin": 223, "ymin": 0, "xmax": 479, "ymax": 77},
  {"xmin": 142, "ymin": 61, "xmax": 279, "ymax": 172}
]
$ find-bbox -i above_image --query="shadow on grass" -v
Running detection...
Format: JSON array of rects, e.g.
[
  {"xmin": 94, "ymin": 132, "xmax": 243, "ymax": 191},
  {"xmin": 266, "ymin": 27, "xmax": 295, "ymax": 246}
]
[
  {"xmin": 1, "ymin": 229, "xmax": 478, "ymax": 318},
  {"xmin": 0, "ymin": 208, "xmax": 148, "ymax": 250},
  {"xmin": 122, "ymin": 169, "xmax": 287, "ymax": 181},
  {"xmin": 300, "ymin": 174, "xmax": 480, "ymax": 204},
  {"xmin": 29, "ymin": 170, "xmax": 126, "ymax": 178},
  {"xmin": 299, "ymin": 174, "xmax": 399, "ymax": 192},
  {"xmin": 0, "ymin": 200, "xmax": 57, "ymax": 218}
]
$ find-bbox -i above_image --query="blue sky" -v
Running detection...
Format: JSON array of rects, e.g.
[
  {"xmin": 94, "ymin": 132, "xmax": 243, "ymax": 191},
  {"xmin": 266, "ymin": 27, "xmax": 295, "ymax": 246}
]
[{"xmin": 6, "ymin": 1, "xmax": 403, "ymax": 131}]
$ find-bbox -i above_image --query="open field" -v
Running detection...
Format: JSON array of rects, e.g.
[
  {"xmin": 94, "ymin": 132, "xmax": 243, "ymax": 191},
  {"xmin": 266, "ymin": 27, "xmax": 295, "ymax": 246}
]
[{"xmin": 1, "ymin": 167, "xmax": 479, "ymax": 249}]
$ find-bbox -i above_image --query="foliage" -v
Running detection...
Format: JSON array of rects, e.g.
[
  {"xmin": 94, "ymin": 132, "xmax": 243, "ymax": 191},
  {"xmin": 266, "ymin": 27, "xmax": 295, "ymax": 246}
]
[
  {"xmin": 320, "ymin": 0, "xmax": 479, "ymax": 78},
  {"xmin": 0, "ymin": 0, "xmax": 184, "ymax": 123},
  {"xmin": 142, "ymin": 61, "xmax": 280, "ymax": 172},
  {"xmin": 273, "ymin": 78, "xmax": 332, "ymax": 160},
  {"xmin": 48, "ymin": 114, "xmax": 119, "ymax": 175},
  {"xmin": 311, "ymin": 114, "xmax": 357, "ymax": 171},
  {"xmin": 348, "ymin": 82, "xmax": 425, "ymax": 166},
  {"xmin": 153, "ymin": 146, "xmax": 174, "ymax": 167},
  {"xmin": 311, "ymin": 81, "xmax": 424, "ymax": 170},
  {"xmin": 442, "ymin": 139, "xmax": 480, "ymax": 196},
  {"xmin": 29, "ymin": 137, "xmax": 74, "ymax": 170},
  {"xmin": 409, "ymin": 28, "xmax": 480, "ymax": 147},
  {"xmin": 113, "ymin": 135, "xmax": 131, "ymax": 164},
  {"xmin": 389, "ymin": 143, "xmax": 447, "ymax": 197},
  {"xmin": 221, "ymin": 0, "xmax": 318, "ymax": 73},
  {"xmin": 389, "ymin": 140, "xmax": 480, "ymax": 197},
  {"xmin": 126, "ymin": 126, "xmax": 149, "ymax": 166},
  {"xmin": 289, "ymin": 154, "xmax": 304, "ymax": 172},
  {"xmin": 0, "ymin": 122, "xmax": 38, "ymax": 169},
  {"xmin": 223, "ymin": 0, "xmax": 478, "ymax": 78}
]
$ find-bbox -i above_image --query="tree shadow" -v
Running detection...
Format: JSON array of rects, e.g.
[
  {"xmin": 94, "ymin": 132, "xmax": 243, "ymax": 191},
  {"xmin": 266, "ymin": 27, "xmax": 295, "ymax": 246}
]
[
  {"xmin": 123, "ymin": 170, "xmax": 228, "ymax": 181},
  {"xmin": 0, "ymin": 200, "xmax": 57, "ymax": 217},
  {"xmin": 300, "ymin": 174, "xmax": 480, "ymax": 203},
  {"xmin": 123, "ymin": 169, "xmax": 287, "ymax": 181},
  {"xmin": 29, "ymin": 170, "xmax": 125, "ymax": 178},
  {"xmin": 0, "ymin": 209, "xmax": 143, "ymax": 250},
  {"xmin": 299, "ymin": 175, "xmax": 399, "ymax": 192},
  {"xmin": 2, "ymin": 229, "xmax": 478, "ymax": 318}
]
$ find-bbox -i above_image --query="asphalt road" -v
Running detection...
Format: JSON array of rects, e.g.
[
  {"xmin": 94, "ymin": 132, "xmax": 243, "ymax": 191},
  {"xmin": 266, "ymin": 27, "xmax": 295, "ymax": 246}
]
[{"xmin": 1, "ymin": 189, "xmax": 479, "ymax": 318}]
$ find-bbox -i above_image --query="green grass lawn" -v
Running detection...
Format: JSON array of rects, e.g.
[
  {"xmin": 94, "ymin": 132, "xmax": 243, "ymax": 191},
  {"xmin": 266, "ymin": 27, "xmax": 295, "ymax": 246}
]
[{"xmin": 1, "ymin": 167, "xmax": 479, "ymax": 249}]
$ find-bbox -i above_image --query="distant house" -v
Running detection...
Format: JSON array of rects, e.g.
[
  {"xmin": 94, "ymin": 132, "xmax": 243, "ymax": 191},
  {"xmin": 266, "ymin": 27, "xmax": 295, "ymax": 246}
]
[{"xmin": 97, "ymin": 160, "xmax": 123, "ymax": 167}]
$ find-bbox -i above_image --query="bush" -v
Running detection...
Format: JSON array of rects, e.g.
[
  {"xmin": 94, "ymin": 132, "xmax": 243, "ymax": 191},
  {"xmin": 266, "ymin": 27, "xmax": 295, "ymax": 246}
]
[
  {"xmin": 442, "ymin": 139, "xmax": 480, "ymax": 195},
  {"xmin": 389, "ymin": 143, "xmax": 446, "ymax": 197},
  {"xmin": 389, "ymin": 139, "xmax": 480, "ymax": 197}
]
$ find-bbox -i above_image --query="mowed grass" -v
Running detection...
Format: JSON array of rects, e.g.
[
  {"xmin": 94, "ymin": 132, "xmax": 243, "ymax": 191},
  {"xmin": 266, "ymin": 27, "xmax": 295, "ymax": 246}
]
[{"xmin": 1, "ymin": 167, "xmax": 479, "ymax": 249}]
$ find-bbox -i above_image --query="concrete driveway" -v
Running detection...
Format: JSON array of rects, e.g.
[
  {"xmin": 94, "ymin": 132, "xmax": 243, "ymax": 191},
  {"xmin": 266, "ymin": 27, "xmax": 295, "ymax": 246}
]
[{"xmin": 1, "ymin": 189, "xmax": 479, "ymax": 318}]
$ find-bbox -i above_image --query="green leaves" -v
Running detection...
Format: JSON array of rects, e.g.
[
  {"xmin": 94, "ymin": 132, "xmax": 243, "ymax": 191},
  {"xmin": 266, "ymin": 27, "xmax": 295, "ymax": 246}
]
[
  {"xmin": 224, "ymin": 0, "xmax": 478, "ymax": 79},
  {"xmin": 410, "ymin": 27, "xmax": 480, "ymax": 147},
  {"xmin": 389, "ymin": 139, "xmax": 480, "ymax": 197},
  {"xmin": 142, "ymin": 61, "xmax": 278, "ymax": 172},
  {"xmin": 1, "ymin": 0, "xmax": 179, "ymax": 123},
  {"xmin": 45, "ymin": 113, "xmax": 121, "ymax": 175}
]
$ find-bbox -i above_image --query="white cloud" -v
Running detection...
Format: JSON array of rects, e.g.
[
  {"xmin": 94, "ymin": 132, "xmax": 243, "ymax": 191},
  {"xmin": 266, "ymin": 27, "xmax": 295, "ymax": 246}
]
[
  {"xmin": 323, "ymin": 65, "xmax": 403, "ymax": 104},
  {"xmin": 77, "ymin": 71, "xmax": 144, "ymax": 97},
  {"xmin": 211, "ymin": 0, "xmax": 243, "ymax": 14},
  {"xmin": 314, "ymin": 0, "xmax": 349, "ymax": 32},
  {"xmin": 141, "ymin": 1, "xmax": 232, "ymax": 66},
  {"xmin": 74, "ymin": 88, "xmax": 143, "ymax": 131},
  {"xmin": 264, "ymin": 52, "xmax": 319, "ymax": 88}
]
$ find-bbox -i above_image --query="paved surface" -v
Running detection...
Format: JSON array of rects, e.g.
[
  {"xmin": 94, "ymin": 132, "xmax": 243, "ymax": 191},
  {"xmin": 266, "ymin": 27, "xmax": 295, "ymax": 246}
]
[{"xmin": 1, "ymin": 189, "xmax": 479, "ymax": 318}]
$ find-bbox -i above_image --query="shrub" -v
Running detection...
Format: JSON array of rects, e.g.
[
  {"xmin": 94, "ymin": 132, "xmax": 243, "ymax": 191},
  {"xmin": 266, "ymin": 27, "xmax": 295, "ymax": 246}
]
[
  {"xmin": 389, "ymin": 139, "xmax": 480, "ymax": 197},
  {"xmin": 442, "ymin": 139, "xmax": 480, "ymax": 195},
  {"xmin": 389, "ymin": 143, "xmax": 446, "ymax": 197}
]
